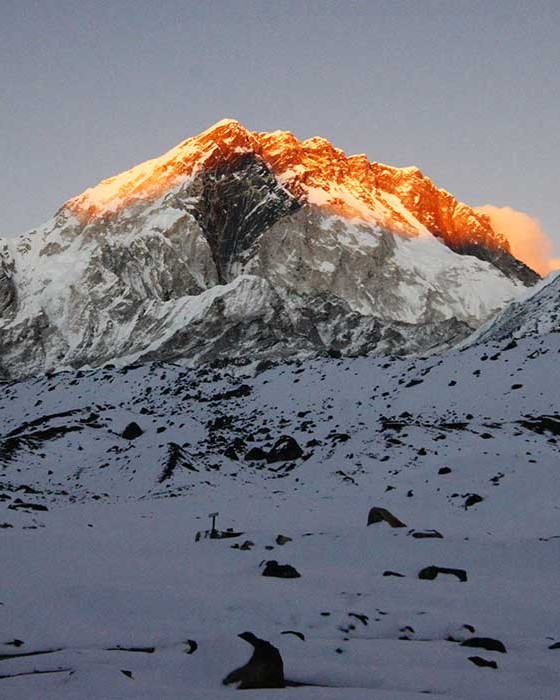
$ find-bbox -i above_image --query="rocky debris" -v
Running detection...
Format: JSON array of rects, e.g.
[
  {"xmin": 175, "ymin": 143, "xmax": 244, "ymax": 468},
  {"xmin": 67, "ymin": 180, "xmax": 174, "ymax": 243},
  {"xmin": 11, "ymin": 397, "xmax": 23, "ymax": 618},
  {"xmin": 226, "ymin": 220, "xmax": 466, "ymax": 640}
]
[
  {"xmin": 461, "ymin": 637, "xmax": 507, "ymax": 653},
  {"xmin": 418, "ymin": 566, "xmax": 468, "ymax": 582},
  {"xmin": 519, "ymin": 415, "xmax": 560, "ymax": 437},
  {"xmin": 367, "ymin": 507, "xmax": 407, "ymax": 528},
  {"xmin": 438, "ymin": 466, "xmax": 452, "ymax": 475},
  {"xmin": 121, "ymin": 422, "xmax": 143, "ymax": 440},
  {"xmin": 107, "ymin": 646, "xmax": 155, "ymax": 654},
  {"xmin": 262, "ymin": 560, "xmax": 301, "ymax": 579},
  {"xmin": 223, "ymin": 632, "xmax": 285, "ymax": 689},
  {"xmin": 8, "ymin": 500, "xmax": 48, "ymax": 512},
  {"xmin": 468, "ymin": 656, "xmax": 498, "ymax": 669},
  {"xmin": 383, "ymin": 570, "xmax": 405, "ymax": 577},
  {"xmin": 231, "ymin": 540, "xmax": 254, "ymax": 551}
]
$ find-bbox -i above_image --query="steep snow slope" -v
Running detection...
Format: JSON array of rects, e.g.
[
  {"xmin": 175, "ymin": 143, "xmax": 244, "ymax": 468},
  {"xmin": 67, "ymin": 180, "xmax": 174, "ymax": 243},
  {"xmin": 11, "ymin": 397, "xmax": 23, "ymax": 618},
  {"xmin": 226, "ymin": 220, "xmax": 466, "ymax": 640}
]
[
  {"xmin": 1, "ymin": 316, "xmax": 559, "ymax": 698},
  {"xmin": 473, "ymin": 270, "xmax": 560, "ymax": 342},
  {"xmin": 0, "ymin": 120, "xmax": 537, "ymax": 379}
]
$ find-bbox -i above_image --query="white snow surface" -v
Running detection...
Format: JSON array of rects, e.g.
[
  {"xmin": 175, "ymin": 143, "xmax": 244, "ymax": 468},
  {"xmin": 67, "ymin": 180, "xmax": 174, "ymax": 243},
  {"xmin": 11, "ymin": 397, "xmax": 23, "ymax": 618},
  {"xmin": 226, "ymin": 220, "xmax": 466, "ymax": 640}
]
[{"xmin": 1, "ymin": 317, "xmax": 560, "ymax": 698}]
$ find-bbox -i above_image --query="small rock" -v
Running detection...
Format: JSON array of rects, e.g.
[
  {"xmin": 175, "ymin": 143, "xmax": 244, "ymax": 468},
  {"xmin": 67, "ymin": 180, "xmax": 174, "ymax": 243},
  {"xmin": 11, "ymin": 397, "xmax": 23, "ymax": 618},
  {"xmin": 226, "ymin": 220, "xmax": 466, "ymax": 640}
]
[
  {"xmin": 275, "ymin": 534, "xmax": 292, "ymax": 545},
  {"xmin": 464, "ymin": 494, "xmax": 484, "ymax": 509},
  {"xmin": 411, "ymin": 530, "xmax": 443, "ymax": 539},
  {"xmin": 468, "ymin": 656, "xmax": 498, "ymax": 669}
]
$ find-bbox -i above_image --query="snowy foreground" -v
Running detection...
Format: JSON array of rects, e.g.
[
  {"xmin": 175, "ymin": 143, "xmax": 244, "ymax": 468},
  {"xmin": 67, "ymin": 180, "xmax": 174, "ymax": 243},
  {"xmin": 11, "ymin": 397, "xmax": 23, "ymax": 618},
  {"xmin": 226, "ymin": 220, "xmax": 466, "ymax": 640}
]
[{"xmin": 1, "ymin": 331, "xmax": 560, "ymax": 699}]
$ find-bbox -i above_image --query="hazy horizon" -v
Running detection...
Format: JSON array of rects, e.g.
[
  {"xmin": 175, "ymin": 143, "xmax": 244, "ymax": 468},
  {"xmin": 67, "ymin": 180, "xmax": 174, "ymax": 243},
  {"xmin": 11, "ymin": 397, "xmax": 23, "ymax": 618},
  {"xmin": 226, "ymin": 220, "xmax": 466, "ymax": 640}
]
[{"xmin": 2, "ymin": 1, "xmax": 558, "ymax": 265}]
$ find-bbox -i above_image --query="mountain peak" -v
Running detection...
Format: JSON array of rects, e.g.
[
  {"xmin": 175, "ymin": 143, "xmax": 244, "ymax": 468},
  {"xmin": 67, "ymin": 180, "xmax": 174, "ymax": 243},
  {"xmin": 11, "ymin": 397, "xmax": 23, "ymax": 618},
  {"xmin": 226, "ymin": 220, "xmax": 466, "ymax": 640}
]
[{"xmin": 59, "ymin": 119, "xmax": 538, "ymax": 284}]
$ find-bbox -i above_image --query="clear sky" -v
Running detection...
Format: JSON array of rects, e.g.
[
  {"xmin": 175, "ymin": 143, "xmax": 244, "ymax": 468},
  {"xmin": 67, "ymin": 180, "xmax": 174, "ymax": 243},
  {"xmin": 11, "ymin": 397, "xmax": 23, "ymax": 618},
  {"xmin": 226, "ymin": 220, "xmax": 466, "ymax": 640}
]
[{"xmin": 2, "ymin": 0, "xmax": 559, "ymax": 260}]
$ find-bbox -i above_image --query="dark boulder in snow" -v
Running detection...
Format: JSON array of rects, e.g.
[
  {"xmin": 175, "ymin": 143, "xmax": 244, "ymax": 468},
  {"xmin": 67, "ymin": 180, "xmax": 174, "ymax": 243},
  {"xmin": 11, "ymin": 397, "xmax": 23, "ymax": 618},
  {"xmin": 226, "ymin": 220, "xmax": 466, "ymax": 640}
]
[
  {"xmin": 121, "ymin": 422, "xmax": 143, "ymax": 440},
  {"xmin": 418, "ymin": 565, "xmax": 467, "ymax": 582},
  {"xmin": 367, "ymin": 506, "xmax": 407, "ymax": 528},
  {"xmin": 266, "ymin": 436, "xmax": 304, "ymax": 463},
  {"xmin": 461, "ymin": 637, "xmax": 507, "ymax": 653},
  {"xmin": 245, "ymin": 447, "xmax": 268, "ymax": 461},
  {"xmin": 262, "ymin": 560, "xmax": 301, "ymax": 578},
  {"xmin": 464, "ymin": 493, "xmax": 484, "ymax": 508},
  {"xmin": 468, "ymin": 656, "xmax": 498, "ymax": 669},
  {"xmin": 223, "ymin": 631, "xmax": 285, "ymax": 689}
]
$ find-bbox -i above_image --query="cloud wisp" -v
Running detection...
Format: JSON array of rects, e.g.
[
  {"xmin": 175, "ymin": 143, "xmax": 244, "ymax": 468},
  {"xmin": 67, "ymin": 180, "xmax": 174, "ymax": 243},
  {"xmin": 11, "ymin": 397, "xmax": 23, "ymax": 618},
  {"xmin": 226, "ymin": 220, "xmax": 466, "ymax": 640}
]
[{"xmin": 476, "ymin": 205, "xmax": 560, "ymax": 277}]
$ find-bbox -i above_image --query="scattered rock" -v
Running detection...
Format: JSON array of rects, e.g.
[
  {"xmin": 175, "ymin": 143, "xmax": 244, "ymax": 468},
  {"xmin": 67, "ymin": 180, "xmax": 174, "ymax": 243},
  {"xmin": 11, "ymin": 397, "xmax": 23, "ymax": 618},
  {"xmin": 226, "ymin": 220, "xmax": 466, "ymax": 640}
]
[
  {"xmin": 418, "ymin": 566, "xmax": 467, "ymax": 582},
  {"xmin": 367, "ymin": 507, "xmax": 406, "ymax": 528},
  {"xmin": 383, "ymin": 570, "xmax": 405, "ymax": 577},
  {"xmin": 223, "ymin": 632, "xmax": 285, "ymax": 689},
  {"xmin": 438, "ymin": 467, "xmax": 452, "ymax": 475},
  {"xmin": 262, "ymin": 560, "xmax": 301, "ymax": 578}
]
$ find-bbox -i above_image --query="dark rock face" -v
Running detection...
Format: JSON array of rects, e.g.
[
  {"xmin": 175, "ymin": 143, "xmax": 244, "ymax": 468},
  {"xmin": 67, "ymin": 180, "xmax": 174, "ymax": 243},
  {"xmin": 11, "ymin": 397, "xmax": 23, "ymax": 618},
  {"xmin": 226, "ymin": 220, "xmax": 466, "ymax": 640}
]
[
  {"xmin": 262, "ymin": 560, "xmax": 301, "ymax": 579},
  {"xmin": 223, "ymin": 631, "xmax": 285, "ymax": 689},
  {"xmin": 191, "ymin": 154, "xmax": 300, "ymax": 284},
  {"xmin": 0, "ymin": 247, "xmax": 16, "ymax": 317}
]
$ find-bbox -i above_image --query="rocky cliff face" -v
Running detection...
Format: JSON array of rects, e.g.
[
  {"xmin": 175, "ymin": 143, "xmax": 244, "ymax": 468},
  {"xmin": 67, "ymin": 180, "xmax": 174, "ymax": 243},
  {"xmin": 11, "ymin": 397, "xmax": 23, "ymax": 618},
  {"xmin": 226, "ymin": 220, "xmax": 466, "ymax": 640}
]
[{"xmin": 0, "ymin": 119, "xmax": 540, "ymax": 379}]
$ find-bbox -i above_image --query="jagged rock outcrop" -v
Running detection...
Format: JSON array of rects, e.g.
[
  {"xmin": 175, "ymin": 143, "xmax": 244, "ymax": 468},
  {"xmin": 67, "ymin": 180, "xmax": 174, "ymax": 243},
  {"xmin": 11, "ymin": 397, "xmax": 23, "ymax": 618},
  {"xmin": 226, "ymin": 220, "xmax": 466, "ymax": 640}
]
[{"xmin": 0, "ymin": 119, "xmax": 540, "ymax": 379}]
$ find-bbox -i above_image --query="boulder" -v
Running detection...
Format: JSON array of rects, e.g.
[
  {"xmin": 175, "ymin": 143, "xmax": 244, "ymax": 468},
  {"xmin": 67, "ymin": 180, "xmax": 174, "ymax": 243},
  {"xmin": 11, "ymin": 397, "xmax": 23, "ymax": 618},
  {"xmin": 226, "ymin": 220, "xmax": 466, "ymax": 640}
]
[
  {"xmin": 267, "ymin": 436, "xmax": 304, "ymax": 463},
  {"xmin": 223, "ymin": 632, "xmax": 285, "ymax": 689},
  {"xmin": 418, "ymin": 565, "xmax": 467, "ymax": 582},
  {"xmin": 461, "ymin": 637, "xmax": 507, "ymax": 653},
  {"xmin": 367, "ymin": 507, "xmax": 406, "ymax": 528},
  {"xmin": 121, "ymin": 422, "xmax": 143, "ymax": 440},
  {"xmin": 262, "ymin": 560, "xmax": 301, "ymax": 578}
]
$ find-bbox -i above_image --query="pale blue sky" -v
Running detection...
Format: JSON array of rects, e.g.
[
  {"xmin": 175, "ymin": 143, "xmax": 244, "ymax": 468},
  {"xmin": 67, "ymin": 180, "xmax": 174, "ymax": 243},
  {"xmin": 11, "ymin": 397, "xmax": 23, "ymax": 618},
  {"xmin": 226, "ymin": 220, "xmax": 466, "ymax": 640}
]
[{"xmin": 1, "ymin": 0, "xmax": 558, "ymax": 257}]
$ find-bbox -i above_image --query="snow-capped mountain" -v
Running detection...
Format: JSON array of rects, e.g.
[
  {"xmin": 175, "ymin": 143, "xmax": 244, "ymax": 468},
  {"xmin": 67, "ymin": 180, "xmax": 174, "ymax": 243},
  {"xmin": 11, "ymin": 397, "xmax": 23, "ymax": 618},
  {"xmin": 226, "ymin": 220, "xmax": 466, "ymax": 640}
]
[
  {"xmin": 0, "ymin": 119, "xmax": 539, "ymax": 379},
  {"xmin": 1, "ymin": 272, "xmax": 559, "ymax": 698}
]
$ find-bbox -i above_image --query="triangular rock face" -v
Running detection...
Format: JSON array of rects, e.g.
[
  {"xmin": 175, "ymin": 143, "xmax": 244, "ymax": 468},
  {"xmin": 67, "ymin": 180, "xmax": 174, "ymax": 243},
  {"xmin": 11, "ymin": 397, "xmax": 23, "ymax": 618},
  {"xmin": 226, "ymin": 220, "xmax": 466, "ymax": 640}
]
[{"xmin": 0, "ymin": 120, "xmax": 540, "ymax": 379}]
